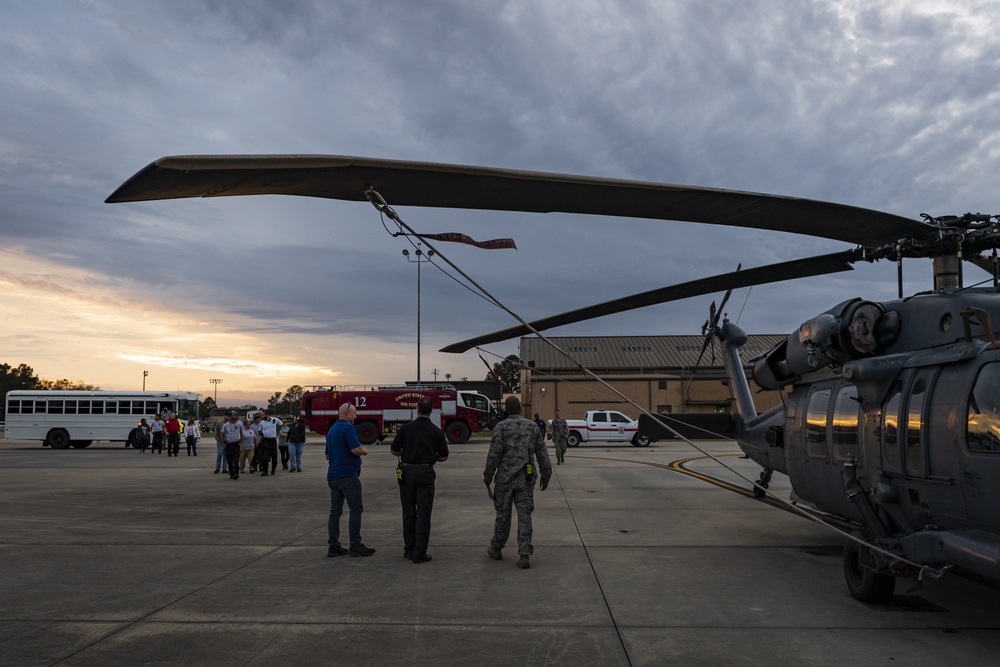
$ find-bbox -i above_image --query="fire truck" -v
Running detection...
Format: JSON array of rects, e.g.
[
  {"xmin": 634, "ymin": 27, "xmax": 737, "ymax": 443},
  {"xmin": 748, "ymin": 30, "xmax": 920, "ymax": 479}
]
[{"xmin": 300, "ymin": 385, "xmax": 500, "ymax": 444}]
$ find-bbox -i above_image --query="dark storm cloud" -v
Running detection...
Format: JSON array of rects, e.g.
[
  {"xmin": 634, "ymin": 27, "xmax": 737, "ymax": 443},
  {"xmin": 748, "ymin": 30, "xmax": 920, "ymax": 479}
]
[{"xmin": 4, "ymin": 0, "xmax": 1000, "ymax": 376}]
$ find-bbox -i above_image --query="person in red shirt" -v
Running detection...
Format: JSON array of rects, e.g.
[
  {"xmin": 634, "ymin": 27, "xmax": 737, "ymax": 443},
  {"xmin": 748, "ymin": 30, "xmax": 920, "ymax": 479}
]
[{"xmin": 164, "ymin": 412, "xmax": 182, "ymax": 457}]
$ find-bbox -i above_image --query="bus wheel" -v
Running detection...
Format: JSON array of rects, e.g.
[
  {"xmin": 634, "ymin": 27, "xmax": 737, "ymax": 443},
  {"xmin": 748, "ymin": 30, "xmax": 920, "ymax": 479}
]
[
  {"xmin": 46, "ymin": 429, "xmax": 71, "ymax": 449},
  {"xmin": 70, "ymin": 440, "xmax": 93, "ymax": 448},
  {"xmin": 446, "ymin": 421, "xmax": 470, "ymax": 444},
  {"xmin": 356, "ymin": 422, "xmax": 380, "ymax": 445}
]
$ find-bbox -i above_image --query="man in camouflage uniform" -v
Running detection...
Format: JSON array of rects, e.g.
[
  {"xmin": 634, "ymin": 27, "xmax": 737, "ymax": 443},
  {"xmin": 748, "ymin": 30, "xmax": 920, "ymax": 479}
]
[
  {"xmin": 484, "ymin": 395, "xmax": 553, "ymax": 569},
  {"xmin": 550, "ymin": 409, "xmax": 568, "ymax": 465}
]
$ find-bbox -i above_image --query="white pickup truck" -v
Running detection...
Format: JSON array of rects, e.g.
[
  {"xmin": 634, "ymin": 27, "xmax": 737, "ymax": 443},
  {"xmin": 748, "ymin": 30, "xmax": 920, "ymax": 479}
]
[{"xmin": 562, "ymin": 410, "xmax": 651, "ymax": 447}]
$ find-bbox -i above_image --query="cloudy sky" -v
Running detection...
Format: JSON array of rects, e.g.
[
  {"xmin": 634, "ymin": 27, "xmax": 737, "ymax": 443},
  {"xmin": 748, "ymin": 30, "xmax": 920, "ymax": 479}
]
[{"xmin": 3, "ymin": 0, "xmax": 1000, "ymax": 406}]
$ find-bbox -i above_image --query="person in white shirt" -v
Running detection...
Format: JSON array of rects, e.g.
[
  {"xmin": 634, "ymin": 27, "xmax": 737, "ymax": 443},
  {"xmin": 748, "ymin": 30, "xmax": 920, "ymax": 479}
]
[
  {"xmin": 150, "ymin": 414, "xmax": 166, "ymax": 454},
  {"xmin": 256, "ymin": 409, "xmax": 283, "ymax": 476},
  {"xmin": 220, "ymin": 412, "xmax": 247, "ymax": 480}
]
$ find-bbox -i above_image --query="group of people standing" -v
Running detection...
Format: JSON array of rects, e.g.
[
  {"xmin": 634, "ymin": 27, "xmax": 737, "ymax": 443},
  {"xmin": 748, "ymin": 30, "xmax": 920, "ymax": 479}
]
[
  {"xmin": 132, "ymin": 412, "xmax": 201, "ymax": 456},
  {"xmin": 212, "ymin": 410, "xmax": 309, "ymax": 479},
  {"xmin": 325, "ymin": 395, "xmax": 554, "ymax": 569}
]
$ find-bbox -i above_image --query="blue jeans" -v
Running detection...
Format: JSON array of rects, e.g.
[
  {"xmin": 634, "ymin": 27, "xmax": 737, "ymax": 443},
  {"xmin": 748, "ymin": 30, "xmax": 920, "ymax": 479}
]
[
  {"xmin": 328, "ymin": 475, "xmax": 364, "ymax": 549},
  {"xmin": 215, "ymin": 441, "xmax": 228, "ymax": 471},
  {"xmin": 288, "ymin": 441, "xmax": 305, "ymax": 470}
]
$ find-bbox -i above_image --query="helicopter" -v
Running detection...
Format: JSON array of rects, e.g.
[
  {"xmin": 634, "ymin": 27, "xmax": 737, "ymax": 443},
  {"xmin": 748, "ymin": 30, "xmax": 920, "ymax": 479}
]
[{"xmin": 108, "ymin": 154, "xmax": 1000, "ymax": 603}]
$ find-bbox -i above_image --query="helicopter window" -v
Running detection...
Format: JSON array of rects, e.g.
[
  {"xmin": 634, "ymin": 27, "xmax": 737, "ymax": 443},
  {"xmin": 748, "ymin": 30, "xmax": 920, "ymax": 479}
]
[
  {"xmin": 906, "ymin": 378, "xmax": 926, "ymax": 474},
  {"xmin": 832, "ymin": 386, "xmax": 860, "ymax": 462},
  {"xmin": 882, "ymin": 383, "xmax": 902, "ymax": 469},
  {"xmin": 967, "ymin": 363, "xmax": 1000, "ymax": 453},
  {"xmin": 805, "ymin": 389, "xmax": 830, "ymax": 459}
]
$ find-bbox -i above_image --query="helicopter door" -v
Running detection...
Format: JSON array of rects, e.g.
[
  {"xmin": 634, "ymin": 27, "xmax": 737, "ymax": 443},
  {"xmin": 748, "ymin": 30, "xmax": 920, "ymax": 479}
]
[
  {"xmin": 881, "ymin": 380, "xmax": 904, "ymax": 476},
  {"xmin": 800, "ymin": 384, "xmax": 864, "ymax": 519},
  {"xmin": 902, "ymin": 368, "xmax": 937, "ymax": 479}
]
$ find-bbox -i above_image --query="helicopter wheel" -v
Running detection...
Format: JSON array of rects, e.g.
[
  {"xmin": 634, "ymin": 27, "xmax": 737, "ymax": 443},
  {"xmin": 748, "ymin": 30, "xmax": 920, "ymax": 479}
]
[
  {"xmin": 843, "ymin": 537, "xmax": 896, "ymax": 604},
  {"xmin": 753, "ymin": 467, "xmax": 773, "ymax": 498}
]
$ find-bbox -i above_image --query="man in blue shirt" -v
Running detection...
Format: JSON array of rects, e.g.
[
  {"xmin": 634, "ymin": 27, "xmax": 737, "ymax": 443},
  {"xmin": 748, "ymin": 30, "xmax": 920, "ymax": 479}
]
[{"xmin": 326, "ymin": 402, "xmax": 376, "ymax": 557}]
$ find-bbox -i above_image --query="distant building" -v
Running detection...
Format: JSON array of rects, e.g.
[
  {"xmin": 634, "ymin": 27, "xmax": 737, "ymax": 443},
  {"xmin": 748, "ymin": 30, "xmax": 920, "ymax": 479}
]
[{"xmin": 518, "ymin": 334, "xmax": 786, "ymax": 421}]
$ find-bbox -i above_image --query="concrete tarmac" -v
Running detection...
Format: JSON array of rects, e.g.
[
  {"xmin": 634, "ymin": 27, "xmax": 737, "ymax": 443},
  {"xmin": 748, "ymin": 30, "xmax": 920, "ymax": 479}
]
[{"xmin": 3, "ymin": 437, "xmax": 1000, "ymax": 666}]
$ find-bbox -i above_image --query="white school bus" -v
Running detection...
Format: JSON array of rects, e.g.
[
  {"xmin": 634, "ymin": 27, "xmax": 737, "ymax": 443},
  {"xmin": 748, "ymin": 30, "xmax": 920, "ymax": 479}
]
[{"xmin": 3, "ymin": 390, "xmax": 199, "ymax": 449}]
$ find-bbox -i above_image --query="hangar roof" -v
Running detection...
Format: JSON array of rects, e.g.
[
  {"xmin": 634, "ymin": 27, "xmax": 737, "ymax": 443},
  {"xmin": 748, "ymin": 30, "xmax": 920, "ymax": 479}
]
[{"xmin": 519, "ymin": 334, "xmax": 787, "ymax": 371}]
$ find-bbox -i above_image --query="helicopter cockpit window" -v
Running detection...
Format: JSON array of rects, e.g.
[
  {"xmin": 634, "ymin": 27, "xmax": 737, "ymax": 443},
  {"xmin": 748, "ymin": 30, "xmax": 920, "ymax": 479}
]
[
  {"xmin": 906, "ymin": 378, "xmax": 926, "ymax": 474},
  {"xmin": 832, "ymin": 386, "xmax": 860, "ymax": 462},
  {"xmin": 805, "ymin": 389, "xmax": 831, "ymax": 459},
  {"xmin": 967, "ymin": 362, "xmax": 1000, "ymax": 453},
  {"xmin": 882, "ymin": 382, "xmax": 902, "ymax": 469}
]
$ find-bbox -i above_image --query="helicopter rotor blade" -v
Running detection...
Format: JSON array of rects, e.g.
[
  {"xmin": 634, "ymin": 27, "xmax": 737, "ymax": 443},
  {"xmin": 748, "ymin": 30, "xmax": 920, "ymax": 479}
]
[
  {"xmin": 440, "ymin": 249, "xmax": 860, "ymax": 353},
  {"xmin": 107, "ymin": 155, "xmax": 926, "ymax": 248}
]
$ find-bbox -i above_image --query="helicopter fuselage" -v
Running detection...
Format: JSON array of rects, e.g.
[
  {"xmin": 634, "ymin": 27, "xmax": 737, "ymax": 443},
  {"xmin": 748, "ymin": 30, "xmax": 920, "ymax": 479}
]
[{"xmin": 725, "ymin": 289, "xmax": 1000, "ymax": 593}]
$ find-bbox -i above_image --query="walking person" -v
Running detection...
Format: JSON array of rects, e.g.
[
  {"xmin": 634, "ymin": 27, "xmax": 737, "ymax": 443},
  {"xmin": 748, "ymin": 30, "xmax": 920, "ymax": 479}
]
[
  {"xmin": 164, "ymin": 412, "xmax": 182, "ymax": 457},
  {"xmin": 326, "ymin": 403, "xmax": 375, "ymax": 558},
  {"xmin": 220, "ymin": 412, "xmax": 246, "ymax": 480},
  {"xmin": 184, "ymin": 418, "xmax": 199, "ymax": 456},
  {"xmin": 278, "ymin": 419, "xmax": 291, "ymax": 470},
  {"xmin": 257, "ymin": 409, "xmax": 282, "ymax": 476},
  {"xmin": 135, "ymin": 418, "xmax": 150, "ymax": 453},
  {"xmin": 239, "ymin": 419, "xmax": 257, "ymax": 474},
  {"xmin": 484, "ymin": 396, "xmax": 553, "ymax": 569},
  {"xmin": 533, "ymin": 412, "xmax": 547, "ymax": 440},
  {"xmin": 390, "ymin": 397, "xmax": 449, "ymax": 563},
  {"xmin": 150, "ymin": 413, "xmax": 165, "ymax": 454},
  {"xmin": 287, "ymin": 415, "xmax": 307, "ymax": 472},
  {"xmin": 213, "ymin": 417, "xmax": 229, "ymax": 475},
  {"xmin": 550, "ymin": 410, "xmax": 569, "ymax": 465}
]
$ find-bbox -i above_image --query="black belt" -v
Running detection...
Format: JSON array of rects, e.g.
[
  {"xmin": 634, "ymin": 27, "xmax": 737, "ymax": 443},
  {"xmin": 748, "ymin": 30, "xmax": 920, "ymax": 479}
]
[{"xmin": 402, "ymin": 462, "xmax": 434, "ymax": 467}]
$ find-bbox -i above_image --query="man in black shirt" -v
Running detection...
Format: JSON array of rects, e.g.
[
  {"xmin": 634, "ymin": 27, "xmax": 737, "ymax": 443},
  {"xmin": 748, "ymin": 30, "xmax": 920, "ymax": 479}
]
[{"xmin": 390, "ymin": 396, "xmax": 449, "ymax": 564}]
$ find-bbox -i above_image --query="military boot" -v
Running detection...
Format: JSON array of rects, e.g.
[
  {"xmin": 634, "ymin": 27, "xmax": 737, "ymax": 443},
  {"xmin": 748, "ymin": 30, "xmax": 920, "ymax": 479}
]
[
  {"xmin": 487, "ymin": 546, "xmax": 503, "ymax": 560},
  {"xmin": 517, "ymin": 555, "xmax": 530, "ymax": 569}
]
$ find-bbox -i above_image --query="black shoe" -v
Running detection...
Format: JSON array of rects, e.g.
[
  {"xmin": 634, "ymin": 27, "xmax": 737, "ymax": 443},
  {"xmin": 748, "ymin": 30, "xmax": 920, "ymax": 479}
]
[
  {"xmin": 412, "ymin": 554, "xmax": 432, "ymax": 564},
  {"xmin": 517, "ymin": 555, "xmax": 530, "ymax": 569},
  {"xmin": 403, "ymin": 552, "xmax": 413, "ymax": 560},
  {"xmin": 261, "ymin": 471, "xmax": 268, "ymax": 477},
  {"xmin": 349, "ymin": 545, "xmax": 376, "ymax": 557},
  {"xmin": 327, "ymin": 547, "xmax": 349, "ymax": 557},
  {"xmin": 214, "ymin": 469, "xmax": 219, "ymax": 474},
  {"xmin": 487, "ymin": 546, "xmax": 503, "ymax": 560},
  {"xmin": 270, "ymin": 471, "xmax": 276, "ymax": 475}
]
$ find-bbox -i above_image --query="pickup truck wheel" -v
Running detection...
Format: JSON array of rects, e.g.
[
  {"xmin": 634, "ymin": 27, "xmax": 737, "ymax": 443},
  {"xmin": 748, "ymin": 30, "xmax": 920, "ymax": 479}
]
[
  {"xmin": 632, "ymin": 435, "xmax": 651, "ymax": 447},
  {"xmin": 566, "ymin": 431, "xmax": 581, "ymax": 448}
]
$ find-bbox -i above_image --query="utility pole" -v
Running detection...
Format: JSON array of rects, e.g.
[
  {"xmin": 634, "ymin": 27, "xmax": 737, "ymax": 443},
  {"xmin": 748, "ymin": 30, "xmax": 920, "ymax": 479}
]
[{"xmin": 142, "ymin": 370, "xmax": 148, "ymax": 391}]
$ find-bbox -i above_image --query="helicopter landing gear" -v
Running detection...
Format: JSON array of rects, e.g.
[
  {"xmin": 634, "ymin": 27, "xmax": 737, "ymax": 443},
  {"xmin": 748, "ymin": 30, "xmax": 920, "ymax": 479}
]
[
  {"xmin": 753, "ymin": 467, "xmax": 773, "ymax": 498},
  {"xmin": 843, "ymin": 534, "xmax": 896, "ymax": 604}
]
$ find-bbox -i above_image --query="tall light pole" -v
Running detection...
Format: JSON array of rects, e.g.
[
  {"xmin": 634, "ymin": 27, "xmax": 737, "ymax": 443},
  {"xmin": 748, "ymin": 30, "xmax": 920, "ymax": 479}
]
[
  {"xmin": 209, "ymin": 378, "xmax": 222, "ymax": 403},
  {"xmin": 142, "ymin": 370, "xmax": 148, "ymax": 391},
  {"xmin": 402, "ymin": 245, "xmax": 434, "ymax": 383}
]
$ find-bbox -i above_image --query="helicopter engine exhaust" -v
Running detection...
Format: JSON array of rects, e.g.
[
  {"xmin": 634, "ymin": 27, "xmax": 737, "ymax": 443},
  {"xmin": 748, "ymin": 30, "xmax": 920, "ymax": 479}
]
[{"xmin": 752, "ymin": 299, "xmax": 901, "ymax": 390}]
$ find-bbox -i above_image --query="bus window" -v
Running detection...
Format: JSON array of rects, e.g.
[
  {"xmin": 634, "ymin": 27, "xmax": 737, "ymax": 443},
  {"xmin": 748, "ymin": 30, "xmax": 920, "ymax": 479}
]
[
  {"xmin": 832, "ymin": 386, "xmax": 860, "ymax": 462},
  {"xmin": 805, "ymin": 389, "xmax": 830, "ymax": 459},
  {"xmin": 968, "ymin": 362, "xmax": 1000, "ymax": 452},
  {"xmin": 49, "ymin": 400, "xmax": 64, "ymax": 415},
  {"xmin": 78, "ymin": 401, "xmax": 91, "ymax": 415},
  {"xmin": 104, "ymin": 401, "xmax": 116, "ymax": 414},
  {"xmin": 906, "ymin": 378, "xmax": 926, "ymax": 474},
  {"xmin": 883, "ymin": 382, "xmax": 902, "ymax": 469}
]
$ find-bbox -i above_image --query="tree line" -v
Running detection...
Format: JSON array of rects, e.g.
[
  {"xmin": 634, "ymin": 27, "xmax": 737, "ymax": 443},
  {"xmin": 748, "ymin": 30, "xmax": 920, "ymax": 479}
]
[{"xmin": 0, "ymin": 363, "xmax": 100, "ymax": 419}]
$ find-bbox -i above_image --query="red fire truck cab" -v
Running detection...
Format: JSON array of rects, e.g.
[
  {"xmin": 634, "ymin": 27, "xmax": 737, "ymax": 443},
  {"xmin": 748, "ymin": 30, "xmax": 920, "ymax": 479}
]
[{"xmin": 301, "ymin": 385, "xmax": 500, "ymax": 445}]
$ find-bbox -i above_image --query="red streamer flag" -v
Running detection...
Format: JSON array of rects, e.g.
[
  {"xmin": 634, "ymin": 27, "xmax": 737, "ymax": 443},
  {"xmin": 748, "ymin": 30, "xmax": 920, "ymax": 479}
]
[{"xmin": 419, "ymin": 232, "xmax": 517, "ymax": 250}]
